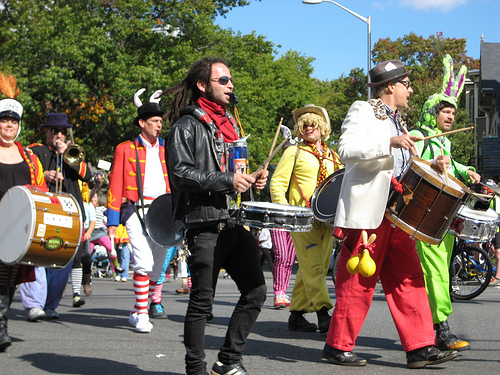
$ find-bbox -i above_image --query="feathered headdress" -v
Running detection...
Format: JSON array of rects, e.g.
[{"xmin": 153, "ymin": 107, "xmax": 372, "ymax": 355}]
[
  {"xmin": 416, "ymin": 54, "xmax": 467, "ymax": 128},
  {"xmin": 0, "ymin": 72, "xmax": 23, "ymax": 144},
  {"xmin": 0, "ymin": 73, "xmax": 21, "ymax": 99}
]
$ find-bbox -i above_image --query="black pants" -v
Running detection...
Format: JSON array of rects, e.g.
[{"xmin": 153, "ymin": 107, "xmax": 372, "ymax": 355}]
[
  {"xmin": 71, "ymin": 240, "xmax": 92, "ymax": 275},
  {"xmin": 184, "ymin": 225, "xmax": 267, "ymax": 375}
]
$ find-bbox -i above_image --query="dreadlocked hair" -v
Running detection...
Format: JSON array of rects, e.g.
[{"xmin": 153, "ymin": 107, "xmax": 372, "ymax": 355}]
[
  {"xmin": 164, "ymin": 57, "xmax": 228, "ymax": 124},
  {"xmin": 0, "ymin": 72, "xmax": 20, "ymax": 99}
]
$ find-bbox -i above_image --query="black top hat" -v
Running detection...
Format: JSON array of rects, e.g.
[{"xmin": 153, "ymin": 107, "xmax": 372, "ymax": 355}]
[
  {"xmin": 134, "ymin": 102, "xmax": 165, "ymax": 126},
  {"xmin": 368, "ymin": 60, "xmax": 411, "ymax": 88},
  {"xmin": 41, "ymin": 113, "xmax": 73, "ymax": 128}
]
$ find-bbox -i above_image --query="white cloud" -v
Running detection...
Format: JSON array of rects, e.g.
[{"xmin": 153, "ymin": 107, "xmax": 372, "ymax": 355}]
[{"xmin": 400, "ymin": 0, "xmax": 469, "ymax": 11}]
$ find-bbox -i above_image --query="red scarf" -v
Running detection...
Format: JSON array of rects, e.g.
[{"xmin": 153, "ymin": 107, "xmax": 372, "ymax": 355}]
[{"xmin": 196, "ymin": 97, "xmax": 238, "ymax": 142}]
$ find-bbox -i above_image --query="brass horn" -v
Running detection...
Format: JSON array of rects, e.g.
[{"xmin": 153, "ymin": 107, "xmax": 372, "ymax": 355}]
[
  {"xmin": 63, "ymin": 128, "xmax": 86, "ymax": 165},
  {"xmin": 63, "ymin": 144, "xmax": 86, "ymax": 165}
]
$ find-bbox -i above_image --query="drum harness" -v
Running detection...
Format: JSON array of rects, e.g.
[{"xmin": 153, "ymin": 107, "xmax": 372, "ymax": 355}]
[
  {"xmin": 289, "ymin": 145, "xmax": 342, "ymax": 208},
  {"xmin": 412, "ymin": 126, "xmax": 466, "ymax": 184}
]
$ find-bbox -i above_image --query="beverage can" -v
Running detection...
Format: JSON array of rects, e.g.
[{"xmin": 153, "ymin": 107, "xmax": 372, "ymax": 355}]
[{"xmin": 232, "ymin": 139, "xmax": 247, "ymax": 174}]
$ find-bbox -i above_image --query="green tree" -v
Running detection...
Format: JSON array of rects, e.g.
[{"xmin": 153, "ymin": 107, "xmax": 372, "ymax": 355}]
[{"xmin": 0, "ymin": 0, "xmax": 260, "ymax": 163}]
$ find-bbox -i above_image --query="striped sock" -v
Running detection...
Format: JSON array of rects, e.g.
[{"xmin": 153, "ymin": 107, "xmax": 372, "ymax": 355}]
[
  {"xmin": 133, "ymin": 272, "xmax": 149, "ymax": 314},
  {"xmin": 150, "ymin": 280, "xmax": 163, "ymax": 304},
  {"xmin": 71, "ymin": 267, "xmax": 83, "ymax": 296}
]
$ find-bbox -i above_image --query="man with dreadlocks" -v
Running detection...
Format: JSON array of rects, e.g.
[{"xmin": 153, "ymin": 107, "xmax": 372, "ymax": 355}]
[
  {"xmin": 409, "ymin": 54, "xmax": 480, "ymax": 352},
  {"xmin": 164, "ymin": 57, "xmax": 268, "ymax": 375}
]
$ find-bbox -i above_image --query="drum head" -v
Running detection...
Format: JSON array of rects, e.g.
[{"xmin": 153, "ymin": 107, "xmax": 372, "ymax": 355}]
[
  {"xmin": 0, "ymin": 186, "xmax": 35, "ymax": 264},
  {"xmin": 311, "ymin": 169, "xmax": 344, "ymax": 223},
  {"xmin": 145, "ymin": 194, "xmax": 184, "ymax": 247}
]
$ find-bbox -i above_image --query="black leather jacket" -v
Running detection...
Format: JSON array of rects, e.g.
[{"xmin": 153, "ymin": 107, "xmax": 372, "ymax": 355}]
[{"xmin": 165, "ymin": 109, "xmax": 236, "ymax": 228}]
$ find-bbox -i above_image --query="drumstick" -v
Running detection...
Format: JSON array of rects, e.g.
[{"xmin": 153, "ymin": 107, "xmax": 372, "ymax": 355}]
[
  {"xmin": 402, "ymin": 125, "xmax": 418, "ymax": 157},
  {"xmin": 253, "ymin": 137, "xmax": 290, "ymax": 176},
  {"xmin": 441, "ymin": 149, "xmax": 450, "ymax": 186},
  {"xmin": 422, "ymin": 126, "xmax": 473, "ymax": 140},
  {"xmin": 233, "ymin": 107, "xmax": 246, "ymax": 138},
  {"xmin": 264, "ymin": 117, "xmax": 283, "ymax": 172}
]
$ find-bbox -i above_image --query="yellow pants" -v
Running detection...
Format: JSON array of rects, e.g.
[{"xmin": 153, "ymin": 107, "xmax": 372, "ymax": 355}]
[{"xmin": 290, "ymin": 220, "xmax": 334, "ymax": 313}]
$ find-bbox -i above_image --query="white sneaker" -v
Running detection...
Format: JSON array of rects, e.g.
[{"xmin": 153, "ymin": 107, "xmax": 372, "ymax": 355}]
[
  {"xmin": 27, "ymin": 307, "xmax": 46, "ymax": 322},
  {"xmin": 135, "ymin": 313, "xmax": 153, "ymax": 333},
  {"xmin": 114, "ymin": 275, "xmax": 122, "ymax": 282},
  {"xmin": 129, "ymin": 312, "xmax": 139, "ymax": 327}
]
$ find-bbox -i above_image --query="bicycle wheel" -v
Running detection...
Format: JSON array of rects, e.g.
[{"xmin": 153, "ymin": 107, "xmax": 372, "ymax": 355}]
[{"xmin": 449, "ymin": 245, "xmax": 493, "ymax": 300}]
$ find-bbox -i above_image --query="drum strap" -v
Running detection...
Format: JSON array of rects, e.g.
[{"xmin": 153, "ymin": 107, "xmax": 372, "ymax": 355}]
[
  {"xmin": 289, "ymin": 147, "xmax": 311, "ymax": 208},
  {"xmin": 132, "ymin": 139, "xmax": 147, "ymax": 232}
]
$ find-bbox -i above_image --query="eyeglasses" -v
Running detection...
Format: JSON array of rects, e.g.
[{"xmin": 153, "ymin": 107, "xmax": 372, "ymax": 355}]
[
  {"xmin": 397, "ymin": 80, "xmax": 411, "ymax": 89},
  {"xmin": 48, "ymin": 127, "xmax": 68, "ymax": 135},
  {"xmin": 211, "ymin": 76, "xmax": 233, "ymax": 85},
  {"xmin": 303, "ymin": 124, "xmax": 319, "ymax": 129}
]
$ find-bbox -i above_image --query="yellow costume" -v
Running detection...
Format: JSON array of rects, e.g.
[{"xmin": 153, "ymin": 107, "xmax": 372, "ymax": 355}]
[{"xmin": 271, "ymin": 142, "xmax": 341, "ymax": 313}]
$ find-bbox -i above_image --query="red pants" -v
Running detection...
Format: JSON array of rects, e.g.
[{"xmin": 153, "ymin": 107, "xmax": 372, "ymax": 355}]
[{"xmin": 326, "ymin": 217, "xmax": 435, "ymax": 352}]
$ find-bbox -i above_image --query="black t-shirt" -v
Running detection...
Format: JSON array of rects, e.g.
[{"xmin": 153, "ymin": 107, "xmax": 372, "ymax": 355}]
[{"xmin": 0, "ymin": 161, "xmax": 31, "ymax": 200}]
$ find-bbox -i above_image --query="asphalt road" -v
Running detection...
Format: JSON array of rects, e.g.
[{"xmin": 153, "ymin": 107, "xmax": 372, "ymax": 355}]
[{"xmin": 2, "ymin": 266, "xmax": 499, "ymax": 374}]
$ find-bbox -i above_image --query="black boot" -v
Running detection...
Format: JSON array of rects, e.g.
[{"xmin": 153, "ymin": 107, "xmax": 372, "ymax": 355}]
[
  {"xmin": 317, "ymin": 307, "xmax": 331, "ymax": 334},
  {"xmin": 0, "ymin": 286, "xmax": 12, "ymax": 352},
  {"xmin": 288, "ymin": 311, "xmax": 318, "ymax": 332},
  {"xmin": 434, "ymin": 320, "xmax": 470, "ymax": 351}
]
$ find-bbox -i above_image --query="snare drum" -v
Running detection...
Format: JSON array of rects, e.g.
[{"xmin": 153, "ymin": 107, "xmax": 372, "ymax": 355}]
[
  {"xmin": 0, "ymin": 185, "xmax": 82, "ymax": 269},
  {"xmin": 385, "ymin": 157, "xmax": 469, "ymax": 245},
  {"xmin": 310, "ymin": 169, "xmax": 344, "ymax": 225},
  {"xmin": 237, "ymin": 201, "xmax": 313, "ymax": 232},
  {"xmin": 448, "ymin": 206, "xmax": 499, "ymax": 242}
]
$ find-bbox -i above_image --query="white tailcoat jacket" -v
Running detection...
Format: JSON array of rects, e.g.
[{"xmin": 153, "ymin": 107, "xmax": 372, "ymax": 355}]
[{"xmin": 334, "ymin": 100, "xmax": 396, "ymax": 229}]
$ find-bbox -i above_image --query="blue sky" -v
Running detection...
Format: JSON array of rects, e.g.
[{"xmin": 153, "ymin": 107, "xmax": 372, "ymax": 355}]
[{"xmin": 216, "ymin": 0, "xmax": 499, "ymax": 81}]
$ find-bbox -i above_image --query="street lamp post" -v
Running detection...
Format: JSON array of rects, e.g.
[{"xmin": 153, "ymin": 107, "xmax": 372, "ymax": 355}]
[{"xmin": 303, "ymin": 0, "xmax": 372, "ymax": 98}]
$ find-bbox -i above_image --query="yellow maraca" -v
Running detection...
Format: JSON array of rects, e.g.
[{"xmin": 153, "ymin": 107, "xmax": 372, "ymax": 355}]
[
  {"xmin": 359, "ymin": 232, "xmax": 377, "ymax": 277},
  {"xmin": 346, "ymin": 231, "xmax": 377, "ymax": 277}
]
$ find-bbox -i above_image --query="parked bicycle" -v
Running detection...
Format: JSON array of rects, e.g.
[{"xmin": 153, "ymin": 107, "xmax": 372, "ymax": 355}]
[{"xmin": 449, "ymin": 238, "xmax": 493, "ymax": 300}]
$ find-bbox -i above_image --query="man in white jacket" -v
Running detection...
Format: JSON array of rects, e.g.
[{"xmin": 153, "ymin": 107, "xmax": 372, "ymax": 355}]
[{"xmin": 323, "ymin": 60, "xmax": 459, "ymax": 369}]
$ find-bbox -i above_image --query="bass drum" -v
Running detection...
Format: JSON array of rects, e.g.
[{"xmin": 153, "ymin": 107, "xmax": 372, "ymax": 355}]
[
  {"xmin": 310, "ymin": 169, "xmax": 344, "ymax": 226},
  {"xmin": 0, "ymin": 185, "xmax": 82, "ymax": 269},
  {"xmin": 145, "ymin": 194, "xmax": 185, "ymax": 247}
]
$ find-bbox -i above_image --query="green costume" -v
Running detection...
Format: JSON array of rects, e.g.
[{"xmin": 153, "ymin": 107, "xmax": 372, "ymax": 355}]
[{"xmin": 409, "ymin": 54, "xmax": 472, "ymax": 351}]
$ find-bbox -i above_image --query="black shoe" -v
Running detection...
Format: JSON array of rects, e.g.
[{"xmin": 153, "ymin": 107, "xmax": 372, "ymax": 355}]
[
  {"xmin": 149, "ymin": 303, "xmax": 168, "ymax": 319},
  {"xmin": 288, "ymin": 311, "xmax": 318, "ymax": 332},
  {"xmin": 317, "ymin": 307, "xmax": 331, "ymax": 334},
  {"xmin": 115, "ymin": 265, "xmax": 125, "ymax": 274},
  {"xmin": 211, "ymin": 361, "xmax": 248, "ymax": 375},
  {"xmin": 322, "ymin": 343, "xmax": 367, "ymax": 366},
  {"xmin": 406, "ymin": 345, "xmax": 459, "ymax": 369},
  {"xmin": 0, "ymin": 332, "xmax": 12, "ymax": 352},
  {"xmin": 72, "ymin": 294, "xmax": 85, "ymax": 307},
  {"xmin": 434, "ymin": 320, "xmax": 470, "ymax": 352}
]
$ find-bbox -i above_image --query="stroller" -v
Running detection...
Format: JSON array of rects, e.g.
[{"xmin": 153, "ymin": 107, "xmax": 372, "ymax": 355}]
[{"xmin": 92, "ymin": 244, "xmax": 113, "ymax": 278}]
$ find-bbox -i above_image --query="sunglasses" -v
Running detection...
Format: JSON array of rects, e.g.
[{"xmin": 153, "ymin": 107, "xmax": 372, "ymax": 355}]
[
  {"xmin": 211, "ymin": 76, "xmax": 233, "ymax": 86},
  {"xmin": 48, "ymin": 127, "xmax": 68, "ymax": 135},
  {"xmin": 397, "ymin": 80, "xmax": 411, "ymax": 89}
]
